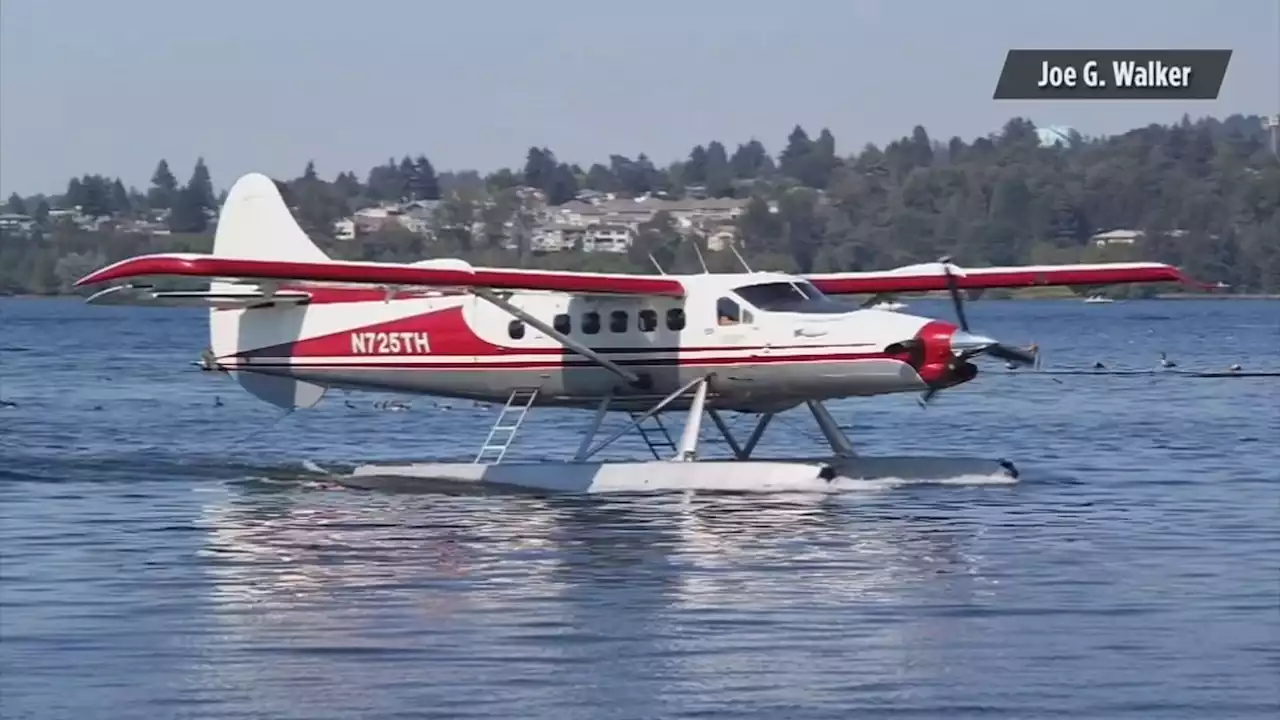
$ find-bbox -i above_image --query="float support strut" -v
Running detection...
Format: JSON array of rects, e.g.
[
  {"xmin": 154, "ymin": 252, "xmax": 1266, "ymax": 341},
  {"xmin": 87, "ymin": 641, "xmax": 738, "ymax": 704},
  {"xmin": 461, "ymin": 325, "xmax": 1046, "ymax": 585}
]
[
  {"xmin": 673, "ymin": 377, "xmax": 710, "ymax": 462},
  {"xmin": 574, "ymin": 392, "xmax": 614, "ymax": 461},
  {"xmin": 806, "ymin": 400, "xmax": 856, "ymax": 458}
]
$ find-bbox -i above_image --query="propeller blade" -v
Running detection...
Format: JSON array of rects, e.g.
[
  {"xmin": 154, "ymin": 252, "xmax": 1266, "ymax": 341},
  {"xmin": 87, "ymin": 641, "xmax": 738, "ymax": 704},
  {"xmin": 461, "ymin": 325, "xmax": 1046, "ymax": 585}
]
[
  {"xmin": 987, "ymin": 343, "xmax": 1038, "ymax": 366},
  {"xmin": 918, "ymin": 386, "xmax": 940, "ymax": 408},
  {"xmin": 937, "ymin": 255, "xmax": 970, "ymax": 332},
  {"xmin": 950, "ymin": 330, "xmax": 998, "ymax": 354}
]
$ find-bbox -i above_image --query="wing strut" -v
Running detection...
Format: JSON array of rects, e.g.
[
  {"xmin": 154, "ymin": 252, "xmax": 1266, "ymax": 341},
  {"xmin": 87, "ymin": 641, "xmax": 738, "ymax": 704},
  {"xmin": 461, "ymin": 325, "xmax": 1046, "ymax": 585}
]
[{"xmin": 470, "ymin": 288, "xmax": 644, "ymax": 387}]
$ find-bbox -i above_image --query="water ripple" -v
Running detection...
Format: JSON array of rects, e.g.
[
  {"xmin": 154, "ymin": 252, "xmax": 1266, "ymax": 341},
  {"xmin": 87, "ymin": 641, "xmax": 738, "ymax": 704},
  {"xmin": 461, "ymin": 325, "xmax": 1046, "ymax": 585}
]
[{"xmin": 1, "ymin": 297, "xmax": 1278, "ymax": 720}]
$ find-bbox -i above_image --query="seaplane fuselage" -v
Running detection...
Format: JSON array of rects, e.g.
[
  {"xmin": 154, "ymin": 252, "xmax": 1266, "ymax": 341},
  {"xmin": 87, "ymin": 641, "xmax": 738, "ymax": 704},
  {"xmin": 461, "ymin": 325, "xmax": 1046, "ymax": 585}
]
[{"xmin": 219, "ymin": 272, "xmax": 963, "ymax": 413}]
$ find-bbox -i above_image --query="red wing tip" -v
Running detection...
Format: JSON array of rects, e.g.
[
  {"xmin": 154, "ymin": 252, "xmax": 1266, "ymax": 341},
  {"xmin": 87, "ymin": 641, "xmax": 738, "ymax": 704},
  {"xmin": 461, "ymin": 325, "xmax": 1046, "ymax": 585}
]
[
  {"xmin": 1171, "ymin": 267, "xmax": 1226, "ymax": 291},
  {"xmin": 75, "ymin": 269, "xmax": 111, "ymax": 287}
]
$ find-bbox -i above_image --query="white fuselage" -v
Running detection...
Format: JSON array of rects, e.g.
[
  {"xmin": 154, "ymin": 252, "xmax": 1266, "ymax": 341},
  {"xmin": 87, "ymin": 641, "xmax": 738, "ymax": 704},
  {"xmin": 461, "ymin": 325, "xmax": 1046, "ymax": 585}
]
[{"xmin": 212, "ymin": 272, "xmax": 963, "ymax": 411}]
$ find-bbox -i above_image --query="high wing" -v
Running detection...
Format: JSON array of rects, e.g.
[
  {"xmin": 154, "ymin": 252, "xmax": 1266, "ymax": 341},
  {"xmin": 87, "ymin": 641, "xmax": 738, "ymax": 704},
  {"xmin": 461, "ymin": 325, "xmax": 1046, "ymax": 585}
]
[
  {"xmin": 804, "ymin": 261, "xmax": 1216, "ymax": 295},
  {"xmin": 75, "ymin": 253, "xmax": 687, "ymax": 298}
]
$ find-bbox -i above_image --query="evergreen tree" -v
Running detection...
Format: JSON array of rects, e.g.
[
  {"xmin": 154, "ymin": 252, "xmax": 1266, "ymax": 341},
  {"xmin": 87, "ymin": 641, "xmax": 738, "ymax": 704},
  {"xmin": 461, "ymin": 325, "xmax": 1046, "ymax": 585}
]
[
  {"xmin": 187, "ymin": 157, "xmax": 216, "ymax": 210},
  {"xmin": 778, "ymin": 125, "xmax": 814, "ymax": 181},
  {"xmin": 703, "ymin": 141, "xmax": 733, "ymax": 197},
  {"xmin": 546, "ymin": 163, "xmax": 579, "ymax": 205},
  {"xmin": 64, "ymin": 177, "xmax": 85, "ymax": 209},
  {"xmin": 522, "ymin": 147, "xmax": 556, "ymax": 191},
  {"xmin": 485, "ymin": 168, "xmax": 520, "ymax": 193},
  {"xmin": 685, "ymin": 145, "xmax": 709, "ymax": 185},
  {"xmin": 168, "ymin": 186, "xmax": 207, "ymax": 233},
  {"xmin": 110, "ymin": 179, "xmax": 131, "ymax": 215},
  {"xmin": 583, "ymin": 163, "xmax": 619, "ymax": 192},
  {"xmin": 149, "ymin": 159, "xmax": 178, "ymax": 210},
  {"xmin": 411, "ymin": 155, "xmax": 441, "ymax": 200},
  {"xmin": 730, "ymin": 139, "xmax": 772, "ymax": 179},
  {"xmin": 333, "ymin": 171, "xmax": 362, "ymax": 199},
  {"xmin": 6, "ymin": 193, "xmax": 26, "ymax": 215},
  {"xmin": 397, "ymin": 156, "xmax": 415, "ymax": 198}
]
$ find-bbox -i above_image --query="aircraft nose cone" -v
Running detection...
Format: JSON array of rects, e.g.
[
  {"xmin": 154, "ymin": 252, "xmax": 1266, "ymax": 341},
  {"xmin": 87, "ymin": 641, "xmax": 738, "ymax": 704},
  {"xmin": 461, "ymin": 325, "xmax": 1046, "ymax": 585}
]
[{"xmin": 949, "ymin": 329, "xmax": 998, "ymax": 353}]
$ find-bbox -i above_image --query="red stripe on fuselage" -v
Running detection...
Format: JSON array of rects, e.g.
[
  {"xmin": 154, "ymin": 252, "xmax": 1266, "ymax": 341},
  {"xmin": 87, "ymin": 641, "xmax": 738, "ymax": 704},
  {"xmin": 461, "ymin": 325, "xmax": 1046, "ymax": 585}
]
[
  {"xmin": 223, "ymin": 351, "xmax": 900, "ymax": 371},
  {"xmin": 237, "ymin": 305, "xmax": 506, "ymax": 358}
]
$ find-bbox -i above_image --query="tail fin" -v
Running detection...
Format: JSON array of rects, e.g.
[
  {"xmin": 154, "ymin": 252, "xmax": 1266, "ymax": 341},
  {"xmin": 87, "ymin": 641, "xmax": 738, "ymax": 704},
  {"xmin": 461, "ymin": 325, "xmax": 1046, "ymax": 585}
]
[
  {"xmin": 210, "ymin": 173, "xmax": 329, "ymax": 410},
  {"xmin": 212, "ymin": 172, "xmax": 330, "ymax": 264}
]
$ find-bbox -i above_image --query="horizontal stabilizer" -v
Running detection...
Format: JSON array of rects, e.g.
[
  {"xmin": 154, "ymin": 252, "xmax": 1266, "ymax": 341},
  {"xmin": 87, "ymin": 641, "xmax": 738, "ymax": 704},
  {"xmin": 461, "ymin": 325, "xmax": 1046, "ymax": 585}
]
[{"xmin": 85, "ymin": 285, "xmax": 311, "ymax": 309}]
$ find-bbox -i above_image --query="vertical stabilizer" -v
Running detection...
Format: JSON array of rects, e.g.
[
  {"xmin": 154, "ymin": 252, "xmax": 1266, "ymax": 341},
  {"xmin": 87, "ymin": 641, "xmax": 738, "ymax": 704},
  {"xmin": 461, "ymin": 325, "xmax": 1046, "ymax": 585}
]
[
  {"xmin": 209, "ymin": 172, "xmax": 330, "ymax": 410},
  {"xmin": 212, "ymin": 172, "xmax": 330, "ymax": 264}
]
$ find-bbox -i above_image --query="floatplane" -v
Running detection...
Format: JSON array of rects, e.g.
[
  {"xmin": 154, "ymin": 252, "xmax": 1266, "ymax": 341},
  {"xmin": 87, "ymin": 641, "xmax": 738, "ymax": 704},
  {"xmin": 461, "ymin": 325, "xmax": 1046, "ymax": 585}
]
[{"xmin": 73, "ymin": 173, "xmax": 1208, "ymax": 493}]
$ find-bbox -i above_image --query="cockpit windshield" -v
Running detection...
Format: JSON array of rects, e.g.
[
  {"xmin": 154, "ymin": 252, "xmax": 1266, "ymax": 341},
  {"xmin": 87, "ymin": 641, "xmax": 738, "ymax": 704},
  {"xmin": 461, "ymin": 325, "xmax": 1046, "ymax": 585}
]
[{"xmin": 732, "ymin": 281, "xmax": 853, "ymax": 314}]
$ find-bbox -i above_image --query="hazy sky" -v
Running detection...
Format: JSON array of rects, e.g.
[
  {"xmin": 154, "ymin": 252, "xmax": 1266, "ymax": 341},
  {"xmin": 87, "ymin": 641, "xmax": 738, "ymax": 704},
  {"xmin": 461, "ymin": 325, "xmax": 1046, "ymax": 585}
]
[{"xmin": 1, "ymin": 0, "xmax": 1277, "ymax": 196}]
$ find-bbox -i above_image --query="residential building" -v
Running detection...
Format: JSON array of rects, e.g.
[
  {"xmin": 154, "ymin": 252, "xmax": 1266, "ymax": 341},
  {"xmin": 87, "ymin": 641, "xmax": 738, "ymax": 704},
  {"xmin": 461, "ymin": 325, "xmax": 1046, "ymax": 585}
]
[
  {"xmin": 1091, "ymin": 228, "xmax": 1189, "ymax": 247},
  {"xmin": 530, "ymin": 223, "xmax": 585, "ymax": 253},
  {"xmin": 0, "ymin": 213, "xmax": 36, "ymax": 235},
  {"xmin": 550, "ymin": 195, "xmax": 748, "ymax": 236},
  {"xmin": 333, "ymin": 217, "xmax": 356, "ymax": 241},
  {"xmin": 583, "ymin": 224, "xmax": 633, "ymax": 253},
  {"xmin": 1090, "ymin": 229, "xmax": 1142, "ymax": 246},
  {"xmin": 704, "ymin": 223, "xmax": 739, "ymax": 252}
]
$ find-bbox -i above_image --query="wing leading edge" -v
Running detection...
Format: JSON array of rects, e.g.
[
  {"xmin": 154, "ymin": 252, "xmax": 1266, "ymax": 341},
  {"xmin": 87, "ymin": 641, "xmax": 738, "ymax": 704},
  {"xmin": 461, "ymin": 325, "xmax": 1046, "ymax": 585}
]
[
  {"xmin": 74, "ymin": 253, "xmax": 688, "ymax": 298},
  {"xmin": 804, "ymin": 261, "xmax": 1215, "ymax": 295},
  {"xmin": 76, "ymin": 254, "xmax": 1212, "ymax": 302}
]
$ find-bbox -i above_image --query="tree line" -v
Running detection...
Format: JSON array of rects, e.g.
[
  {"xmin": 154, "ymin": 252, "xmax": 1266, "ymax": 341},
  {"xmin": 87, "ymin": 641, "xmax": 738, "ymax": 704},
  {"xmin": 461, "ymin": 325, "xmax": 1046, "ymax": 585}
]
[
  {"xmin": 2, "ymin": 113, "xmax": 1277, "ymax": 295},
  {"xmin": 4, "ymin": 158, "xmax": 221, "ymax": 234}
]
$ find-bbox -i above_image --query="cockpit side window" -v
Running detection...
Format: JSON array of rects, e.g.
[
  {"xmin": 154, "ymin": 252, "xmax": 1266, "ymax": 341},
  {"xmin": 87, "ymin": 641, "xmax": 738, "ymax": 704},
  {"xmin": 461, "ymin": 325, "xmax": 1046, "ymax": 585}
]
[{"xmin": 717, "ymin": 296, "xmax": 743, "ymax": 325}]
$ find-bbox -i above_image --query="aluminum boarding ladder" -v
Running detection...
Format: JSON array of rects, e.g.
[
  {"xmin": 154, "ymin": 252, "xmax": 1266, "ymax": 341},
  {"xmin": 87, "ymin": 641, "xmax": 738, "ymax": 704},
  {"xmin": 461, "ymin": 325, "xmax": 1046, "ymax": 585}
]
[
  {"xmin": 628, "ymin": 410, "xmax": 677, "ymax": 459},
  {"xmin": 474, "ymin": 387, "xmax": 540, "ymax": 464}
]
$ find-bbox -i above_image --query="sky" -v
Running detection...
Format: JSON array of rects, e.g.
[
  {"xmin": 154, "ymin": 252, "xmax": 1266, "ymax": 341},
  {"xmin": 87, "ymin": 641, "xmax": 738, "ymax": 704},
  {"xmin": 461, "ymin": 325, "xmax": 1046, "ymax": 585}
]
[{"xmin": 1, "ymin": 0, "xmax": 1277, "ymax": 196}]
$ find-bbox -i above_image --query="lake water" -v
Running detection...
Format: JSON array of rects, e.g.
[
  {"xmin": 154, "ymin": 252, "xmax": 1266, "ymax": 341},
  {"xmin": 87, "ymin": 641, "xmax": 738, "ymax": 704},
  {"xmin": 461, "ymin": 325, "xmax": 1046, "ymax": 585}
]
[{"xmin": 1, "ymin": 296, "xmax": 1277, "ymax": 719}]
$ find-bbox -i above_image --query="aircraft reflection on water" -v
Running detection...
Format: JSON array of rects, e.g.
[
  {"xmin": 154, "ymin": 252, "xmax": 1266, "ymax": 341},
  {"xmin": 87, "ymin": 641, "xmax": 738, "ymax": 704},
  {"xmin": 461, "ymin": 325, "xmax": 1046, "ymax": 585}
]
[
  {"xmin": 186, "ymin": 478, "xmax": 1017, "ymax": 713},
  {"xmin": 196, "ymin": 478, "xmax": 998, "ymax": 623}
]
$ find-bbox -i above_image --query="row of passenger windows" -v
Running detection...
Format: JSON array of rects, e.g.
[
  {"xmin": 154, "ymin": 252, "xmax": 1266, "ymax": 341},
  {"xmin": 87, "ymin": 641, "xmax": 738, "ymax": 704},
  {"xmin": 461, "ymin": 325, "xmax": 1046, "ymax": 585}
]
[{"xmin": 508, "ymin": 308, "xmax": 686, "ymax": 339}]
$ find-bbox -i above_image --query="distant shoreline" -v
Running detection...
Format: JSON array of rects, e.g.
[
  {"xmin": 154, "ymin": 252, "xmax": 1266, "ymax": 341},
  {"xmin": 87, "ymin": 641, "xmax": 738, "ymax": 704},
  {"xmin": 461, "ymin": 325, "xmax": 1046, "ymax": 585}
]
[{"xmin": 1152, "ymin": 293, "xmax": 1280, "ymax": 300}]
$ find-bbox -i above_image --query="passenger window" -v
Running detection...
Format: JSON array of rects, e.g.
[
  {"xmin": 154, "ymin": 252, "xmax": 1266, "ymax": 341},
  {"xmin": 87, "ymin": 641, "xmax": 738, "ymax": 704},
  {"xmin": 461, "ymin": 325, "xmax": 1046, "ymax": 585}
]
[
  {"xmin": 553, "ymin": 313, "xmax": 571, "ymax": 334},
  {"xmin": 508, "ymin": 319, "xmax": 525, "ymax": 339},
  {"xmin": 638, "ymin": 309, "xmax": 657, "ymax": 332},
  {"xmin": 609, "ymin": 310, "xmax": 628, "ymax": 333},
  {"xmin": 582, "ymin": 311, "xmax": 601, "ymax": 334},
  {"xmin": 717, "ymin": 297, "xmax": 742, "ymax": 326},
  {"xmin": 666, "ymin": 308, "xmax": 686, "ymax": 331}
]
